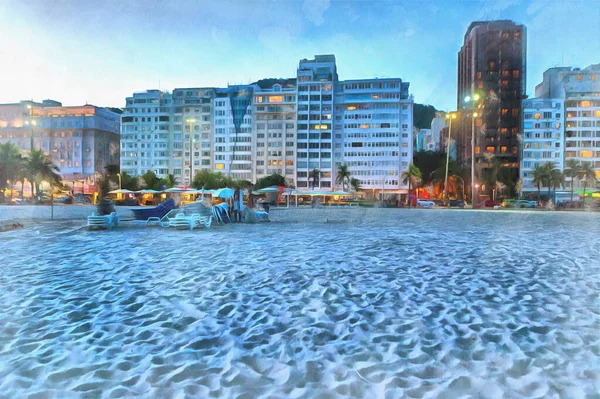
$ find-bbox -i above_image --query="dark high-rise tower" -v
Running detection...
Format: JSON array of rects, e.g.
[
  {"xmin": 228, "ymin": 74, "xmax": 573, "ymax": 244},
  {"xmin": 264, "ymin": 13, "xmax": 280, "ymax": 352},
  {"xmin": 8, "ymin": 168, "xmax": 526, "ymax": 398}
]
[{"xmin": 457, "ymin": 20, "xmax": 526, "ymax": 195}]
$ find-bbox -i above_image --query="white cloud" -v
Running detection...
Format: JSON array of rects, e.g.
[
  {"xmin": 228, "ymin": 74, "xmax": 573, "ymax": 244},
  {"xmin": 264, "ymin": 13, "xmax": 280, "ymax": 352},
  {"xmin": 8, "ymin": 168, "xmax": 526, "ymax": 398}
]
[
  {"xmin": 302, "ymin": 0, "xmax": 330, "ymax": 26},
  {"xmin": 475, "ymin": 0, "xmax": 522, "ymax": 20}
]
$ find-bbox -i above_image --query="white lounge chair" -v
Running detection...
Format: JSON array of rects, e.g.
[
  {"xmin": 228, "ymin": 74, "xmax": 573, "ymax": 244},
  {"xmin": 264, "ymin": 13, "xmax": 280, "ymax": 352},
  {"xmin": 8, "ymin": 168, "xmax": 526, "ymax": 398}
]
[
  {"xmin": 87, "ymin": 211, "xmax": 119, "ymax": 230},
  {"xmin": 168, "ymin": 213, "xmax": 212, "ymax": 230}
]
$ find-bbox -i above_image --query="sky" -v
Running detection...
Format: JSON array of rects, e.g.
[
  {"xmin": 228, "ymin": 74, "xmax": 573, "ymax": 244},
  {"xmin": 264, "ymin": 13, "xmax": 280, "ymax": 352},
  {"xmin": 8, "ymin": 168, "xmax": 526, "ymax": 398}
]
[{"xmin": 0, "ymin": 0, "xmax": 598, "ymax": 111}]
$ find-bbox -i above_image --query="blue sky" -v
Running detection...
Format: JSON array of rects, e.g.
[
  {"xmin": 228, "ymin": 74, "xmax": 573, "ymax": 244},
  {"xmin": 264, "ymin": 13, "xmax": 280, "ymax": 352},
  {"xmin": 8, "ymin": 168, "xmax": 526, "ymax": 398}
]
[{"xmin": 1, "ymin": 0, "xmax": 598, "ymax": 111}]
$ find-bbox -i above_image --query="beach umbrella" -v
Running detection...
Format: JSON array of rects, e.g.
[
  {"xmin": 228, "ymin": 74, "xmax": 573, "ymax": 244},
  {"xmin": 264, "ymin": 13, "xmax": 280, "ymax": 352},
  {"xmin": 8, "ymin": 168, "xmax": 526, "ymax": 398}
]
[
  {"xmin": 164, "ymin": 187, "xmax": 189, "ymax": 193},
  {"xmin": 138, "ymin": 189, "xmax": 160, "ymax": 194},
  {"xmin": 256, "ymin": 187, "xmax": 281, "ymax": 193},
  {"xmin": 108, "ymin": 189, "xmax": 133, "ymax": 194},
  {"xmin": 212, "ymin": 188, "xmax": 235, "ymax": 199}
]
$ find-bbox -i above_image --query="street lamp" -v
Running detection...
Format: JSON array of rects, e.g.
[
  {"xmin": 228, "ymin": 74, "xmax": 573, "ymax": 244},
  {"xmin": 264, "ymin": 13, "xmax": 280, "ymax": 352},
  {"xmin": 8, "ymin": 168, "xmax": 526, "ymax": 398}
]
[
  {"xmin": 117, "ymin": 173, "xmax": 121, "ymax": 190},
  {"xmin": 464, "ymin": 93, "xmax": 481, "ymax": 208},
  {"xmin": 185, "ymin": 118, "xmax": 196, "ymax": 186},
  {"xmin": 24, "ymin": 119, "xmax": 37, "ymax": 151},
  {"xmin": 443, "ymin": 112, "xmax": 458, "ymax": 201}
]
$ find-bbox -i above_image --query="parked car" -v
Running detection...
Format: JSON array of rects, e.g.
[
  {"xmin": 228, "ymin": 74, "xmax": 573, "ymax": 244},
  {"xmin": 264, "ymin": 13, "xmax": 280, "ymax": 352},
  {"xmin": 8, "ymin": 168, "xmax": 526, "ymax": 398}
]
[
  {"xmin": 416, "ymin": 199, "xmax": 435, "ymax": 208},
  {"xmin": 501, "ymin": 199, "xmax": 518, "ymax": 208},
  {"xmin": 516, "ymin": 200, "xmax": 536, "ymax": 208},
  {"xmin": 448, "ymin": 199, "xmax": 465, "ymax": 208},
  {"xmin": 433, "ymin": 200, "xmax": 447, "ymax": 207},
  {"xmin": 54, "ymin": 195, "xmax": 73, "ymax": 204}
]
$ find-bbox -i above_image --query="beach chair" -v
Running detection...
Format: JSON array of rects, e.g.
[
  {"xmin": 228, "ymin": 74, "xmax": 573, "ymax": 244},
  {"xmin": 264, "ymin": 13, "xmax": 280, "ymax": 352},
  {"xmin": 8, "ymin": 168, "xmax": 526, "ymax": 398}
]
[
  {"xmin": 87, "ymin": 211, "xmax": 119, "ymax": 230},
  {"xmin": 169, "ymin": 213, "xmax": 201, "ymax": 230}
]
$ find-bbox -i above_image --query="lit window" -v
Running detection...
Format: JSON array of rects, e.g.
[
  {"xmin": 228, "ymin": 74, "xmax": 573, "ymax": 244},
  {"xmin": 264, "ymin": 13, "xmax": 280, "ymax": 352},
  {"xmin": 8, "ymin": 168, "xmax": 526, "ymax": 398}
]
[
  {"xmin": 347, "ymin": 106, "xmax": 356, "ymax": 111},
  {"xmin": 372, "ymin": 95, "xmax": 379, "ymax": 99},
  {"xmin": 268, "ymin": 96, "xmax": 283, "ymax": 103},
  {"xmin": 513, "ymin": 70, "xmax": 520, "ymax": 78},
  {"xmin": 502, "ymin": 109, "xmax": 509, "ymax": 116},
  {"xmin": 216, "ymin": 163, "xmax": 224, "ymax": 170},
  {"xmin": 255, "ymin": 96, "xmax": 263, "ymax": 103},
  {"xmin": 556, "ymin": 123, "xmax": 561, "ymax": 128},
  {"xmin": 581, "ymin": 101, "xmax": 591, "ymax": 107},
  {"xmin": 580, "ymin": 150, "xmax": 592, "ymax": 158},
  {"xmin": 595, "ymin": 111, "xmax": 600, "ymax": 118},
  {"xmin": 577, "ymin": 75, "xmax": 583, "ymax": 81},
  {"xmin": 534, "ymin": 113, "xmax": 541, "ymax": 119},
  {"xmin": 360, "ymin": 124, "xmax": 370, "ymax": 129}
]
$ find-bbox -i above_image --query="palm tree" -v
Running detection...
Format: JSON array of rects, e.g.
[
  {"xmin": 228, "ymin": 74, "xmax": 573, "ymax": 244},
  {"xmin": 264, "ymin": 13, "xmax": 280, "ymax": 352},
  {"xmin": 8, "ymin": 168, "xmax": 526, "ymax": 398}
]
[
  {"xmin": 564, "ymin": 159, "xmax": 581, "ymax": 202},
  {"xmin": 531, "ymin": 165, "xmax": 547, "ymax": 204},
  {"xmin": 579, "ymin": 162, "xmax": 598, "ymax": 205},
  {"xmin": 308, "ymin": 168, "xmax": 320, "ymax": 190},
  {"xmin": 401, "ymin": 164, "xmax": 422, "ymax": 208},
  {"xmin": 0, "ymin": 142, "xmax": 22, "ymax": 202},
  {"xmin": 350, "ymin": 177, "xmax": 360, "ymax": 193},
  {"xmin": 336, "ymin": 164, "xmax": 351, "ymax": 191},
  {"xmin": 542, "ymin": 162, "xmax": 563, "ymax": 199},
  {"xmin": 25, "ymin": 149, "xmax": 61, "ymax": 199},
  {"xmin": 165, "ymin": 173, "xmax": 179, "ymax": 188}
]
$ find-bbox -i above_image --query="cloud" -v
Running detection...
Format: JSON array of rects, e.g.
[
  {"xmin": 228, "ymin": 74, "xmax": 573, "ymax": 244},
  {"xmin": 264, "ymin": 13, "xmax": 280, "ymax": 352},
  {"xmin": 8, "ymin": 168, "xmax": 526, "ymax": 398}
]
[
  {"xmin": 475, "ymin": 0, "xmax": 522, "ymax": 20},
  {"xmin": 302, "ymin": 0, "xmax": 330, "ymax": 26}
]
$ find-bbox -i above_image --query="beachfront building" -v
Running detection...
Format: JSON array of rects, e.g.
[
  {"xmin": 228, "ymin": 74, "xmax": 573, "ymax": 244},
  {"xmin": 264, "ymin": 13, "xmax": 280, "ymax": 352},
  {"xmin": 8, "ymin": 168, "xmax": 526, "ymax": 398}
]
[
  {"xmin": 295, "ymin": 55, "xmax": 338, "ymax": 190},
  {"xmin": 520, "ymin": 98, "xmax": 564, "ymax": 195},
  {"xmin": 0, "ymin": 99, "xmax": 120, "ymax": 192},
  {"xmin": 172, "ymin": 88, "xmax": 215, "ymax": 186},
  {"xmin": 213, "ymin": 85, "xmax": 256, "ymax": 181},
  {"xmin": 457, "ymin": 20, "xmax": 527, "ymax": 191},
  {"xmin": 120, "ymin": 90, "xmax": 172, "ymax": 178},
  {"xmin": 532, "ymin": 64, "xmax": 600, "ymax": 190},
  {"xmin": 334, "ymin": 79, "xmax": 413, "ymax": 197},
  {"xmin": 252, "ymin": 80, "xmax": 297, "ymax": 185}
]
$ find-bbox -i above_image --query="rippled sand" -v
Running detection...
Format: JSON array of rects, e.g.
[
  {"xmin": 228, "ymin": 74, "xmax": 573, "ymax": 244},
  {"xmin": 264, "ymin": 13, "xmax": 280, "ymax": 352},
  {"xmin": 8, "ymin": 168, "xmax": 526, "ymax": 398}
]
[{"xmin": 0, "ymin": 210, "xmax": 599, "ymax": 398}]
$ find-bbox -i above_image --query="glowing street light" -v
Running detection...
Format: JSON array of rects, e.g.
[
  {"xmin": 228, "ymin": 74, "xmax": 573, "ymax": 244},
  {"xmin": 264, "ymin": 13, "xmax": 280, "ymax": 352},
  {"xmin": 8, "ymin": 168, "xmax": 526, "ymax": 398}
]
[{"xmin": 464, "ymin": 94, "xmax": 482, "ymax": 208}]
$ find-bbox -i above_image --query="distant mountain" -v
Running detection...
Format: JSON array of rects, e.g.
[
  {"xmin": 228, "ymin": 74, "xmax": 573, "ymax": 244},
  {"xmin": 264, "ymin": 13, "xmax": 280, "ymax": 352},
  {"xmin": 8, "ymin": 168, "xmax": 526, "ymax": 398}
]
[
  {"xmin": 252, "ymin": 78, "xmax": 296, "ymax": 89},
  {"xmin": 413, "ymin": 103, "xmax": 441, "ymax": 129}
]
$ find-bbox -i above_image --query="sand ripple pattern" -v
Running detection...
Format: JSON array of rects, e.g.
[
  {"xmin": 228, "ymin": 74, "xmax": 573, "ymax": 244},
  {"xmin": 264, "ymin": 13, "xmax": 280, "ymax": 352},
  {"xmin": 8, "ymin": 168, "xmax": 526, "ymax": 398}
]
[{"xmin": 0, "ymin": 210, "xmax": 599, "ymax": 398}]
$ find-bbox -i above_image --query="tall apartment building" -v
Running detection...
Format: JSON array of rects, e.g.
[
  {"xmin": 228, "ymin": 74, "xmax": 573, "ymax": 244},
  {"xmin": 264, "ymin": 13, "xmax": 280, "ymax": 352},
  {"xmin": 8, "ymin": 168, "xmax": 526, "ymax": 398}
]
[
  {"xmin": 252, "ymin": 80, "xmax": 297, "ymax": 185},
  {"xmin": 335, "ymin": 79, "xmax": 413, "ymax": 194},
  {"xmin": 528, "ymin": 64, "xmax": 600, "ymax": 191},
  {"xmin": 457, "ymin": 20, "xmax": 527, "ymax": 190},
  {"xmin": 520, "ymin": 98, "xmax": 564, "ymax": 194},
  {"xmin": 295, "ymin": 55, "xmax": 337, "ymax": 189},
  {"xmin": 0, "ymin": 100, "xmax": 120, "ymax": 190},
  {"xmin": 172, "ymin": 88, "xmax": 215, "ymax": 185},
  {"xmin": 121, "ymin": 90, "xmax": 172, "ymax": 177},
  {"xmin": 213, "ymin": 85, "xmax": 255, "ymax": 181}
]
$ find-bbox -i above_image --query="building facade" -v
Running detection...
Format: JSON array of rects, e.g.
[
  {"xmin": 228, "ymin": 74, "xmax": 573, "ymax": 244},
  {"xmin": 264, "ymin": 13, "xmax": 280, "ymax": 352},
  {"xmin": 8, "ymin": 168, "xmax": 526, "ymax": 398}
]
[
  {"xmin": 457, "ymin": 20, "xmax": 527, "ymax": 190},
  {"xmin": 520, "ymin": 98, "xmax": 564, "ymax": 194},
  {"xmin": 172, "ymin": 88, "xmax": 215, "ymax": 185},
  {"xmin": 213, "ymin": 85, "xmax": 255, "ymax": 181},
  {"xmin": 295, "ymin": 55, "xmax": 337, "ymax": 189},
  {"xmin": 252, "ymin": 81, "xmax": 297, "ymax": 185},
  {"xmin": 529, "ymin": 64, "xmax": 600, "ymax": 192},
  {"xmin": 0, "ymin": 100, "xmax": 120, "ymax": 190},
  {"xmin": 335, "ymin": 78, "xmax": 413, "ymax": 194},
  {"xmin": 120, "ymin": 90, "xmax": 172, "ymax": 178}
]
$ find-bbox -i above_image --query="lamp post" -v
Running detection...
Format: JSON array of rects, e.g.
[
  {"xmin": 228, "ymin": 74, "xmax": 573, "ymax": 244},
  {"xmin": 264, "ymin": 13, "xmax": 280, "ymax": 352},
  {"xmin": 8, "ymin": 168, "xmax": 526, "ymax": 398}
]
[
  {"xmin": 185, "ymin": 118, "xmax": 196, "ymax": 186},
  {"xmin": 24, "ymin": 119, "xmax": 37, "ymax": 151},
  {"xmin": 26, "ymin": 104, "xmax": 35, "ymax": 150},
  {"xmin": 464, "ymin": 94, "xmax": 481, "ymax": 208},
  {"xmin": 443, "ymin": 112, "xmax": 458, "ymax": 201},
  {"xmin": 117, "ymin": 173, "xmax": 121, "ymax": 190}
]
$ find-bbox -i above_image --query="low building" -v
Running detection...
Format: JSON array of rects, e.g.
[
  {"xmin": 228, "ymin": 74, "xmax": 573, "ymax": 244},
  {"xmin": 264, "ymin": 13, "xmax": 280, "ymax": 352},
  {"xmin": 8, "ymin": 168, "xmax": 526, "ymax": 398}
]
[{"xmin": 0, "ymin": 100, "xmax": 120, "ymax": 191}]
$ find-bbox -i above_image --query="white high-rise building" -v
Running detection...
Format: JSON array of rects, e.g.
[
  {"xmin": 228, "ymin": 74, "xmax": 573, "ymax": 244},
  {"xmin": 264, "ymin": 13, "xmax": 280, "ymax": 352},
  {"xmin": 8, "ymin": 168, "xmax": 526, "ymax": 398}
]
[
  {"xmin": 172, "ymin": 88, "xmax": 215, "ymax": 185},
  {"xmin": 530, "ymin": 64, "xmax": 600, "ymax": 192},
  {"xmin": 295, "ymin": 55, "xmax": 337, "ymax": 190},
  {"xmin": 334, "ymin": 78, "xmax": 413, "ymax": 196},
  {"xmin": 252, "ymin": 81, "xmax": 297, "ymax": 185},
  {"xmin": 520, "ymin": 98, "xmax": 564, "ymax": 194},
  {"xmin": 121, "ymin": 90, "xmax": 172, "ymax": 177},
  {"xmin": 213, "ymin": 85, "xmax": 256, "ymax": 181}
]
